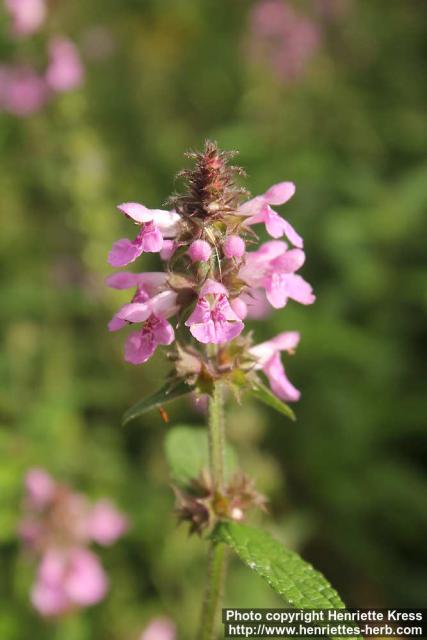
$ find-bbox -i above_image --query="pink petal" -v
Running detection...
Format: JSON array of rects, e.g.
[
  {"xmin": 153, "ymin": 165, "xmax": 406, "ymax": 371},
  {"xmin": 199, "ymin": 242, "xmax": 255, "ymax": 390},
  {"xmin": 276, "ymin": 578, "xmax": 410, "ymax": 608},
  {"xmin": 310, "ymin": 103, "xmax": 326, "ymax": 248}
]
[
  {"xmin": 117, "ymin": 202, "xmax": 154, "ymax": 224},
  {"xmin": 124, "ymin": 330, "xmax": 156, "ymax": 365},
  {"xmin": 108, "ymin": 238, "xmax": 143, "ymax": 267},
  {"xmin": 106, "ymin": 271, "xmax": 140, "ymax": 289},
  {"xmin": 140, "ymin": 617, "xmax": 176, "ymax": 640},
  {"xmin": 265, "ymin": 273, "xmax": 290, "ymax": 309},
  {"xmin": 273, "ymin": 248, "xmax": 306, "ymax": 273},
  {"xmin": 250, "ymin": 331, "xmax": 300, "ymax": 366},
  {"xmin": 45, "ymin": 37, "xmax": 84, "ymax": 93},
  {"xmin": 150, "ymin": 290, "xmax": 178, "ymax": 319},
  {"xmin": 285, "ymin": 274, "xmax": 316, "ymax": 305},
  {"xmin": 263, "ymin": 353, "xmax": 300, "ymax": 402},
  {"xmin": 199, "ymin": 279, "xmax": 228, "ymax": 297},
  {"xmin": 31, "ymin": 580, "xmax": 69, "ymax": 617},
  {"xmin": 116, "ymin": 301, "xmax": 152, "ymax": 324},
  {"xmin": 238, "ymin": 195, "xmax": 265, "ymax": 216},
  {"xmin": 241, "ymin": 289, "xmax": 271, "ymax": 320},
  {"xmin": 263, "ymin": 181, "xmax": 296, "ymax": 205},
  {"xmin": 152, "ymin": 317, "xmax": 175, "ymax": 345},
  {"xmin": 185, "ymin": 298, "xmax": 211, "ymax": 326},
  {"xmin": 87, "ymin": 500, "xmax": 128, "ymax": 546},
  {"xmin": 25, "ymin": 468, "xmax": 55, "ymax": 509},
  {"xmin": 269, "ymin": 331, "xmax": 300, "ymax": 352},
  {"xmin": 108, "ymin": 315, "xmax": 126, "ymax": 332},
  {"xmin": 230, "ymin": 297, "xmax": 248, "ymax": 319},
  {"xmin": 139, "ymin": 222, "xmax": 163, "ymax": 253},
  {"xmin": 189, "ymin": 318, "xmax": 244, "ymax": 344},
  {"xmin": 281, "ymin": 218, "xmax": 304, "ymax": 248},
  {"xmin": 264, "ymin": 209, "xmax": 288, "ymax": 238},
  {"xmin": 64, "ymin": 548, "xmax": 108, "ymax": 606}
]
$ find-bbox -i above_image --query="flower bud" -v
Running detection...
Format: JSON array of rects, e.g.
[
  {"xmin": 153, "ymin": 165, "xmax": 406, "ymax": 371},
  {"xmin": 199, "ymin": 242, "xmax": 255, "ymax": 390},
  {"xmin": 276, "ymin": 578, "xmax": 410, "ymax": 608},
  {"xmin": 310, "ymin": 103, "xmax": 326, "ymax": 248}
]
[
  {"xmin": 188, "ymin": 239, "xmax": 212, "ymax": 263},
  {"xmin": 223, "ymin": 235, "xmax": 245, "ymax": 259}
]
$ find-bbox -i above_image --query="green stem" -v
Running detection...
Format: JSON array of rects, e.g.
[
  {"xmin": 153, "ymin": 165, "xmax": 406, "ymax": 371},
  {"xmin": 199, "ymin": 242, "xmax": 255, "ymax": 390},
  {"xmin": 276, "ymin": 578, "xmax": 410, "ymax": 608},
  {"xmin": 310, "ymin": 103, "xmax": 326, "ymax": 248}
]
[
  {"xmin": 208, "ymin": 381, "xmax": 225, "ymax": 492},
  {"xmin": 198, "ymin": 382, "xmax": 227, "ymax": 640}
]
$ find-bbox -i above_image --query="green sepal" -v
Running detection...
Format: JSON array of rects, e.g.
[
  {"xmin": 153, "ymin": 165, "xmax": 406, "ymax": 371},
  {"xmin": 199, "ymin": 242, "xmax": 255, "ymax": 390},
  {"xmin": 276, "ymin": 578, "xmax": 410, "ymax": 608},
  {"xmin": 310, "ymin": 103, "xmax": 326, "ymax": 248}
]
[{"xmin": 249, "ymin": 381, "xmax": 296, "ymax": 421}]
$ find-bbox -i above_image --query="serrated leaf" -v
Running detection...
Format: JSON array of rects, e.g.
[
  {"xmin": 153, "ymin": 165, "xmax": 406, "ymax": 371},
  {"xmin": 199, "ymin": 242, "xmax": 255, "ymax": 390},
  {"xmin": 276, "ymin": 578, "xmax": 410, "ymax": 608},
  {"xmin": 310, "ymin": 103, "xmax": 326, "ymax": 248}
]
[
  {"xmin": 122, "ymin": 381, "xmax": 191, "ymax": 426},
  {"xmin": 165, "ymin": 426, "xmax": 237, "ymax": 484},
  {"xmin": 250, "ymin": 382, "xmax": 296, "ymax": 421},
  {"xmin": 214, "ymin": 522, "xmax": 348, "ymax": 613}
]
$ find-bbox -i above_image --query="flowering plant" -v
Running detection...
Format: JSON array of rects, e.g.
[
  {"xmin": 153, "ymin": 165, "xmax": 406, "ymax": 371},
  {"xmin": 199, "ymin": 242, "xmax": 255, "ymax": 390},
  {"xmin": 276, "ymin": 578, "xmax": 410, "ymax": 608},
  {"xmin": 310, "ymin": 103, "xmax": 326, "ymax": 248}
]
[{"xmin": 108, "ymin": 142, "xmax": 349, "ymax": 638}]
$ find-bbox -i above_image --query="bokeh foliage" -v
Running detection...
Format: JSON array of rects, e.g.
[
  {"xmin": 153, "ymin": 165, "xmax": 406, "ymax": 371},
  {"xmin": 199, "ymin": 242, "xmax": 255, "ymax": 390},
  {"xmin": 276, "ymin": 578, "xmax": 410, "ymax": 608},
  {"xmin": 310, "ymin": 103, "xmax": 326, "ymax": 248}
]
[{"xmin": 1, "ymin": 0, "xmax": 426, "ymax": 638}]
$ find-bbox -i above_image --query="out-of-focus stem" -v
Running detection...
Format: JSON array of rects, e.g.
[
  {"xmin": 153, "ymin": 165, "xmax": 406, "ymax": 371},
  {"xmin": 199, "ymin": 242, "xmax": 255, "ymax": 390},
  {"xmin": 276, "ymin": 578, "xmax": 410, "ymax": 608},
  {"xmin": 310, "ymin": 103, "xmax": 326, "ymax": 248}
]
[{"xmin": 198, "ymin": 382, "xmax": 227, "ymax": 640}]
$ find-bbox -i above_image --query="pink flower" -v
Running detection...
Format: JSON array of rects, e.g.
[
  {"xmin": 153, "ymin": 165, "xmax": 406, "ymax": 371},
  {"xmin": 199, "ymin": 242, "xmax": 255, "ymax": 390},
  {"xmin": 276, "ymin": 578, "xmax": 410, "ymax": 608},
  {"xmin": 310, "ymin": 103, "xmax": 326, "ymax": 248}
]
[
  {"xmin": 25, "ymin": 468, "xmax": 55, "ymax": 510},
  {"xmin": 250, "ymin": 331, "xmax": 301, "ymax": 401},
  {"xmin": 110, "ymin": 288, "xmax": 177, "ymax": 363},
  {"xmin": 239, "ymin": 240, "xmax": 315, "ymax": 309},
  {"xmin": 240, "ymin": 289, "xmax": 271, "ymax": 320},
  {"xmin": 223, "ymin": 235, "xmax": 245, "ymax": 259},
  {"xmin": 86, "ymin": 499, "xmax": 129, "ymax": 546},
  {"xmin": 0, "ymin": 65, "xmax": 47, "ymax": 117},
  {"xmin": 45, "ymin": 37, "xmax": 84, "ymax": 93},
  {"xmin": 31, "ymin": 548, "xmax": 108, "ymax": 616},
  {"xmin": 188, "ymin": 239, "xmax": 212, "ymax": 262},
  {"xmin": 106, "ymin": 272, "xmax": 168, "ymax": 332},
  {"xmin": 185, "ymin": 280, "xmax": 244, "ymax": 344},
  {"xmin": 125, "ymin": 316, "xmax": 175, "ymax": 364},
  {"xmin": 248, "ymin": 0, "xmax": 320, "ymax": 82},
  {"xmin": 239, "ymin": 182, "xmax": 303, "ymax": 247},
  {"xmin": 140, "ymin": 617, "xmax": 176, "ymax": 640},
  {"xmin": 4, "ymin": 0, "xmax": 46, "ymax": 38},
  {"xmin": 109, "ymin": 203, "xmax": 180, "ymax": 267}
]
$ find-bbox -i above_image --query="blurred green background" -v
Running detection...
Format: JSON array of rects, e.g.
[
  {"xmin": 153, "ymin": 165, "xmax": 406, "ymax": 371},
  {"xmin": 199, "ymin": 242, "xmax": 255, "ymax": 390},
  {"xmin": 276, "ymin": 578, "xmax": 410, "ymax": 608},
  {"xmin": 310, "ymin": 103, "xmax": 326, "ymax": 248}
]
[{"xmin": 1, "ymin": 0, "xmax": 426, "ymax": 638}]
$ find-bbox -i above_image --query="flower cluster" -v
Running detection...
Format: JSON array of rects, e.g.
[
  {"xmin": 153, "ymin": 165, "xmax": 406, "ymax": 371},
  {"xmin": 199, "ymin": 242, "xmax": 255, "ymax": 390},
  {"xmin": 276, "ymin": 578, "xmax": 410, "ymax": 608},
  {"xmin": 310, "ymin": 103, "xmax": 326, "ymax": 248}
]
[
  {"xmin": 1, "ymin": 0, "xmax": 84, "ymax": 117},
  {"xmin": 19, "ymin": 468, "xmax": 128, "ymax": 617},
  {"xmin": 107, "ymin": 141, "xmax": 314, "ymax": 403}
]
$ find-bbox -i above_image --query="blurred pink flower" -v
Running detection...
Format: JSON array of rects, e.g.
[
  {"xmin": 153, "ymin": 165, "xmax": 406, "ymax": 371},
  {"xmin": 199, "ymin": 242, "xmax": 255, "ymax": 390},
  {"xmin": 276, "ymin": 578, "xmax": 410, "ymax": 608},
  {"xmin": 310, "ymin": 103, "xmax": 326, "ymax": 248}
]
[
  {"xmin": 25, "ymin": 468, "xmax": 55, "ymax": 509},
  {"xmin": 86, "ymin": 499, "xmax": 129, "ymax": 545},
  {"xmin": 248, "ymin": 0, "xmax": 321, "ymax": 82},
  {"xmin": 31, "ymin": 548, "xmax": 108, "ymax": 616},
  {"xmin": 4, "ymin": 0, "xmax": 46, "ymax": 37},
  {"xmin": 46, "ymin": 37, "xmax": 85, "ymax": 93},
  {"xmin": 19, "ymin": 468, "xmax": 128, "ymax": 617},
  {"xmin": 0, "ymin": 65, "xmax": 47, "ymax": 117},
  {"xmin": 140, "ymin": 617, "xmax": 176, "ymax": 640}
]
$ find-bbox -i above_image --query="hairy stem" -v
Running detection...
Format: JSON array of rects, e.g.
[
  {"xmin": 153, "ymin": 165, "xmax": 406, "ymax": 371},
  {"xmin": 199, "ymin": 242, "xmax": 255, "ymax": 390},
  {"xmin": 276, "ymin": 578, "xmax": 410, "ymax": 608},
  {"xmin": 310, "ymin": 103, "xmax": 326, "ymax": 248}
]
[
  {"xmin": 199, "ymin": 382, "xmax": 227, "ymax": 640},
  {"xmin": 208, "ymin": 381, "xmax": 225, "ymax": 492}
]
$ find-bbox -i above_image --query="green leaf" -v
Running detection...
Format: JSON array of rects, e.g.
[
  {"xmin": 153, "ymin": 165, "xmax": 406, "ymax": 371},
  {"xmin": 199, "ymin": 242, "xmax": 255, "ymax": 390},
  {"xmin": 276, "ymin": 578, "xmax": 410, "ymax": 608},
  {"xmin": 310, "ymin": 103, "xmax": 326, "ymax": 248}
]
[
  {"xmin": 165, "ymin": 426, "xmax": 237, "ymax": 484},
  {"xmin": 214, "ymin": 522, "xmax": 347, "ymax": 611},
  {"xmin": 122, "ymin": 380, "xmax": 192, "ymax": 426},
  {"xmin": 250, "ymin": 382, "xmax": 296, "ymax": 421}
]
